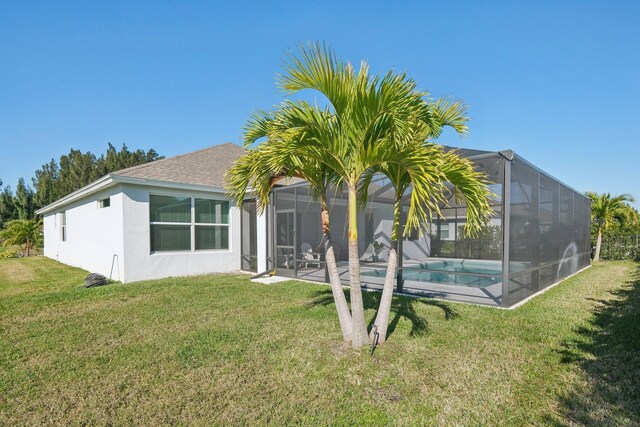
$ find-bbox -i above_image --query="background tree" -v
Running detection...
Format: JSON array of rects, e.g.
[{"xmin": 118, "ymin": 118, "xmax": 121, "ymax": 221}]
[
  {"xmin": 97, "ymin": 143, "xmax": 162, "ymax": 174},
  {"xmin": 30, "ymin": 143, "xmax": 164, "ymax": 210},
  {"xmin": 55, "ymin": 149, "xmax": 101, "ymax": 197},
  {"xmin": 0, "ymin": 186, "xmax": 18, "ymax": 228},
  {"xmin": 32, "ymin": 160, "xmax": 60, "ymax": 209},
  {"xmin": 0, "ymin": 218, "xmax": 43, "ymax": 256},
  {"xmin": 587, "ymin": 192, "xmax": 637, "ymax": 261},
  {"xmin": 15, "ymin": 178, "xmax": 34, "ymax": 220}
]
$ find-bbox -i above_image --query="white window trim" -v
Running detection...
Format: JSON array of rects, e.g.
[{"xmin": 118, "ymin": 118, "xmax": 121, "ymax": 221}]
[
  {"xmin": 149, "ymin": 194, "xmax": 231, "ymax": 254},
  {"xmin": 98, "ymin": 197, "xmax": 111, "ymax": 209},
  {"xmin": 60, "ymin": 211, "xmax": 67, "ymax": 242}
]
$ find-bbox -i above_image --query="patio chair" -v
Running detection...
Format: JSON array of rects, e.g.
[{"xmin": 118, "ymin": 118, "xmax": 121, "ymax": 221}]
[{"xmin": 300, "ymin": 242, "xmax": 322, "ymax": 269}]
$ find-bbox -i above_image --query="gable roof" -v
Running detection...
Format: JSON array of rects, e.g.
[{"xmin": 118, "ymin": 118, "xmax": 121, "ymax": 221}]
[
  {"xmin": 36, "ymin": 142, "xmax": 245, "ymax": 215},
  {"xmin": 112, "ymin": 142, "xmax": 245, "ymax": 187}
]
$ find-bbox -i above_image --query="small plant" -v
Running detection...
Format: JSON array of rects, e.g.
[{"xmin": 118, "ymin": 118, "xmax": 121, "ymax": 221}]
[
  {"xmin": 0, "ymin": 219, "xmax": 42, "ymax": 257},
  {"xmin": 0, "ymin": 249, "xmax": 19, "ymax": 259}
]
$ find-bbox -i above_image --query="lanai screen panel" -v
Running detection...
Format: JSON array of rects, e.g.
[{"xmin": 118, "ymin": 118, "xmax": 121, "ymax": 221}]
[
  {"xmin": 427, "ymin": 152, "xmax": 505, "ymax": 262},
  {"xmin": 296, "ymin": 184, "xmax": 329, "ymax": 282},
  {"xmin": 396, "ymin": 152, "xmax": 506, "ymax": 306},
  {"xmin": 268, "ymin": 149, "xmax": 591, "ymax": 308},
  {"xmin": 505, "ymin": 155, "xmax": 591, "ymax": 305},
  {"xmin": 272, "ymin": 185, "xmax": 297, "ymax": 277},
  {"xmin": 270, "ymin": 177, "xmax": 398, "ymax": 285}
]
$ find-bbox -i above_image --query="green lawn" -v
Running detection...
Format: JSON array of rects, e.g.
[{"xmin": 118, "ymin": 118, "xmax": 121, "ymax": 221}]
[{"xmin": 1, "ymin": 258, "xmax": 638, "ymax": 426}]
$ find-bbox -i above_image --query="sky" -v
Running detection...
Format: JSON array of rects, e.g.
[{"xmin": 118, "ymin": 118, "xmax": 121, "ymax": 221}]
[{"xmin": 1, "ymin": 1, "xmax": 638, "ymax": 206}]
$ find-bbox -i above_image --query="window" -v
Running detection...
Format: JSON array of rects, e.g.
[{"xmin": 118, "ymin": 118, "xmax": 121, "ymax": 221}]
[
  {"xmin": 195, "ymin": 198, "xmax": 229, "ymax": 250},
  {"xmin": 149, "ymin": 195, "xmax": 230, "ymax": 252},
  {"xmin": 61, "ymin": 212, "xmax": 67, "ymax": 241},
  {"xmin": 439, "ymin": 223, "xmax": 450, "ymax": 240},
  {"xmin": 150, "ymin": 195, "xmax": 191, "ymax": 251},
  {"xmin": 99, "ymin": 197, "xmax": 111, "ymax": 208}
]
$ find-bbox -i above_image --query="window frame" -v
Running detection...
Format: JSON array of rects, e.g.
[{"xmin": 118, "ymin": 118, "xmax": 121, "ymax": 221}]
[
  {"xmin": 440, "ymin": 222, "xmax": 450, "ymax": 240},
  {"xmin": 98, "ymin": 197, "xmax": 111, "ymax": 209},
  {"xmin": 149, "ymin": 193, "xmax": 231, "ymax": 254},
  {"xmin": 60, "ymin": 211, "xmax": 67, "ymax": 242}
]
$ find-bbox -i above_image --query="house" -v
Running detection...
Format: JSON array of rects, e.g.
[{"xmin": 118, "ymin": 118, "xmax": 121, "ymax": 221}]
[
  {"xmin": 37, "ymin": 142, "xmax": 591, "ymax": 308},
  {"xmin": 36, "ymin": 143, "xmax": 268, "ymax": 283}
]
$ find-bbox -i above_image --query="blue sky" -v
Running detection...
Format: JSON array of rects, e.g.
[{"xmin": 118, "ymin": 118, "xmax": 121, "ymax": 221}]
[{"xmin": 1, "ymin": 1, "xmax": 638, "ymax": 205}]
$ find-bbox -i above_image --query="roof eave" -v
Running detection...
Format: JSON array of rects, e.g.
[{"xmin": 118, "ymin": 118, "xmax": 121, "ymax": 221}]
[
  {"xmin": 111, "ymin": 174, "xmax": 228, "ymax": 194},
  {"xmin": 35, "ymin": 174, "xmax": 118, "ymax": 215},
  {"xmin": 36, "ymin": 174, "xmax": 234, "ymax": 216}
]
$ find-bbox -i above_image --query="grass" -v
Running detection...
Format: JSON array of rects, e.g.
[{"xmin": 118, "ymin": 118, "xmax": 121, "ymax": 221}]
[{"xmin": 1, "ymin": 258, "xmax": 638, "ymax": 426}]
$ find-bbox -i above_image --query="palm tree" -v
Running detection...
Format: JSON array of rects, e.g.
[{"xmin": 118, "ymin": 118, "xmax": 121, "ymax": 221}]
[
  {"xmin": 0, "ymin": 218, "xmax": 43, "ymax": 256},
  {"xmin": 361, "ymin": 101, "xmax": 493, "ymax": 345},
  {"xmin": 587, "ymin": 192, "xmax": 637, "ymax": 261},
  {"xmin": 231, "ymin": 43, "xmax": 493, "ymax": 348},
  {"xmin": 277, "ymin": 43, "xmax": 453, "ymax": 347},
  {"xmin": 226, "ymin": 107, "xmax": 354, "ymax": 342}
]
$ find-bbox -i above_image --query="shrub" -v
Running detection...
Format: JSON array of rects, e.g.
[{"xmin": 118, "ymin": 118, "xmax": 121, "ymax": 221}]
[{"xmin": 0, "ymin": 250, "xmax": 19, "ymax": 259}]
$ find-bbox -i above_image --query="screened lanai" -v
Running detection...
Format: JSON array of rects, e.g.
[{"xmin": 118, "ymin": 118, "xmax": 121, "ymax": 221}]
[{"xmin": 262, "ymin": 147, "xmax": 591, "ymax": 308}]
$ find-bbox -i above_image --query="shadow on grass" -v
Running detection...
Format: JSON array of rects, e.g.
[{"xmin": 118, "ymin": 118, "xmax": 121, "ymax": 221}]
[
  {"xmin": 308, "ymin": 288, "xmax": 458, "ymax": 339},
  {"xmin": 553, "ymin": 263, "xmax": 640, "ymax": 426}
]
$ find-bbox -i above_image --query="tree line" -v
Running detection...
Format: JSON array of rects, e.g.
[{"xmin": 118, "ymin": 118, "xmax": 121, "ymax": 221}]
[{"xmin": 0, "ymin": 143, "xmax": 163, "ymax": 228}]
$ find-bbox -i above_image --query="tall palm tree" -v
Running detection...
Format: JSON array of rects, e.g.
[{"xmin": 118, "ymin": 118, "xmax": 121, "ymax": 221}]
[
  {"xmin": 0, "ymin": 218, "xmax": 43, "ymax": 256},
  {"xmin": 361, "ymin": 101, "xmax": 493, "ymax": 345},
  {"xmin": 277, "ymin": 43, "xmax": 452, "ymax": 347},
  {"xmin": 231, "ymin": 43, "xmax": 493, "ymax": 348},
  {"xmin": 227, "ymin": 106, "xmax": 354, "ymax": 342},
  {"xmin": 587, "ymin": 192, "xmax": 637, "ymax": 261}
]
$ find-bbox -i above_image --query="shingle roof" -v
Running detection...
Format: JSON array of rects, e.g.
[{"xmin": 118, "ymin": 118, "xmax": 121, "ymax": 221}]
[{"xmin": 112, "ymin": 142, "xmax": 245, "ymax": 188}]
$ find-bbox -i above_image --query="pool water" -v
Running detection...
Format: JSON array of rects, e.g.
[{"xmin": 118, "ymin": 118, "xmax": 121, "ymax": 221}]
[{"xmin": 361, "ymin": 260, "xmax": 502, "ymax": 288}]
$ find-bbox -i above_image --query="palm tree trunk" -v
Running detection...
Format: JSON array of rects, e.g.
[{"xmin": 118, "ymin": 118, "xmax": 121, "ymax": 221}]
[
  {"xmin": 348, "ymin": 184, "xmax": 369, "ymax": 348},
  {"xmin": 26, "ymin": 237, "xmax": 30, "ymax": 257},
  {"xmin": 321, "ymin": 194, "xmax": 353, "ymax": 342},
  {"xmin": 594, "ymin": 228, "xmax": 602, "ymax": 262},
  {"xmin": 371, "ymin": 196, "xmax": 401, "ymax": 345}
]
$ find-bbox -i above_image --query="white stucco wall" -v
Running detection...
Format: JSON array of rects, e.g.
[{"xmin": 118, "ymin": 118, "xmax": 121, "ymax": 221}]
[
  {"xmin": 42, "ymin": 185, "xmax": 125, "ymax": 281},
  {"xmin": 120, "ymin": 184, "xmax": 241, "ymax": 283}
]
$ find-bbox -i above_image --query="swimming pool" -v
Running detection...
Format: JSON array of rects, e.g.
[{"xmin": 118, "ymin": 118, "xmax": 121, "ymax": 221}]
[{"xmin": 361, "ymin": 260, "xmax": 503, "ymax": 288}]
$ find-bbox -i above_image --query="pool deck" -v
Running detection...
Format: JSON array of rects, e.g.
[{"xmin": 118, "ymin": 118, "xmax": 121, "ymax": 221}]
[{"xmin": 286, "ymin": 259, "xmax": 504, "ymax": 307}]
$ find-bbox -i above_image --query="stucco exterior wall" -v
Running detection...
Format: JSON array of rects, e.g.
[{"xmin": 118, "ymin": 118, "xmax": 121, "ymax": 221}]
[
  {"xmin": 42, "ymin": 185, "xmax": 125, "ymax": 281},
  {"xmin": 120, "ymin": 184, "xmax": 241, "ymax": 283}
]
